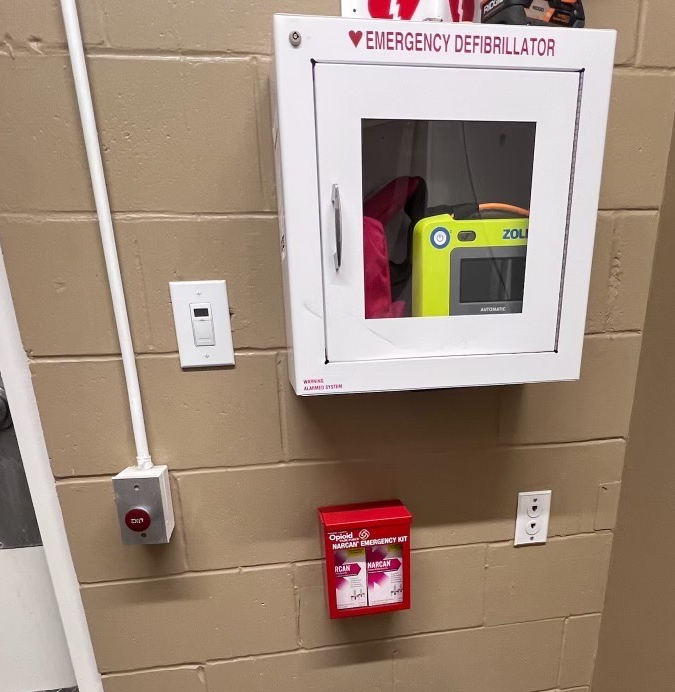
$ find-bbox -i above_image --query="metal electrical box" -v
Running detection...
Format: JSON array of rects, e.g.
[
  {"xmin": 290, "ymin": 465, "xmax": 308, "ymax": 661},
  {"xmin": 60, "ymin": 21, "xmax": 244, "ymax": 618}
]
[{"xmin": 113, "ymin": 465, "xmax": 175, "ymax": 545}]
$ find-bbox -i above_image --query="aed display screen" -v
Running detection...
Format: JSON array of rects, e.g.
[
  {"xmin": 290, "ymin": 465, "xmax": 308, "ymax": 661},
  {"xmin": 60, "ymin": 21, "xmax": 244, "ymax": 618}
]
[
  {"xmin": 193, "ymin": 307, "xmax": 210, "ymax": 317},
  {"xmin": 460, "ymin": 257, "xmax": 526, "ymax": 304}
]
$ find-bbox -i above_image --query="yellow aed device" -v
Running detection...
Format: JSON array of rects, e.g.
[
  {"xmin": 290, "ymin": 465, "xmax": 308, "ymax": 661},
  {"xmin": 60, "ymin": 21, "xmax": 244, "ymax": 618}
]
[{"xmin": 412, "ymin": 205, "xmax": 529, "ymax": 317}]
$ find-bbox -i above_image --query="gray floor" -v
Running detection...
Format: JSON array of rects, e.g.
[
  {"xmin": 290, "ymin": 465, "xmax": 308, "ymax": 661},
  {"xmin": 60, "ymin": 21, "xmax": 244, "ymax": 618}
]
[{"xmin": 0, "ymin": 373, "xmax": 41, "ymax": 549}]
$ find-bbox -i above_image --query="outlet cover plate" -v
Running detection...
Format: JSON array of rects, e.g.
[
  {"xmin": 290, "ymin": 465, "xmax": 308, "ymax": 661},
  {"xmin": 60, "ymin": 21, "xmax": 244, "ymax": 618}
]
[{"xmin": 515, "ymin": 490, "xmax": 551, "ymax": 546}]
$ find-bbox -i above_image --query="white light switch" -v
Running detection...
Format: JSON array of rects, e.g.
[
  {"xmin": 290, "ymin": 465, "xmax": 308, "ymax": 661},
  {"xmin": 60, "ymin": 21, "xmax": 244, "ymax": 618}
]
[
  {"xmin": 169, "ymin": 281, "xmax": 235, "ymax": 368},
  {"xmin": 190, "ymin": 302, "xmax": 215, "ymax": 346}
]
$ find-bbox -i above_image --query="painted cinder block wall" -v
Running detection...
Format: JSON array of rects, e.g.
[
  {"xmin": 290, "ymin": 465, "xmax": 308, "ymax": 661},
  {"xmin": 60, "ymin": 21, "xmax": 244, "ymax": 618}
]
[{"xmin": 0, "ymin": 1, "xmax": 672, "ymax": 689}]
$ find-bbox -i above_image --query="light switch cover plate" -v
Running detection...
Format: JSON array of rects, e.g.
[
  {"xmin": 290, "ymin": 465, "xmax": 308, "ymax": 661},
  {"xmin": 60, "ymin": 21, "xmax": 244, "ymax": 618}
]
[{"xmin": 169, "ymin": 280, "xmax": 235, "ymax": 368}]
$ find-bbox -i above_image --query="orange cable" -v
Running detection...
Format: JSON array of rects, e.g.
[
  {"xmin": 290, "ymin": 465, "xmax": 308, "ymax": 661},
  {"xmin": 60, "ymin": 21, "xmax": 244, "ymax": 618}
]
[{"xmin": 478, "ymin": 203, "xmax": 530, "ymax": 217}]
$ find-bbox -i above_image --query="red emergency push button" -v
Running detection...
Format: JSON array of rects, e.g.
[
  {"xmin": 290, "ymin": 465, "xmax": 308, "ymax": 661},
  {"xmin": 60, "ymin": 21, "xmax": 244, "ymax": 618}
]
[{"xmin": 125, "ymin": 508, "xmax": 151, "ymax": 532}]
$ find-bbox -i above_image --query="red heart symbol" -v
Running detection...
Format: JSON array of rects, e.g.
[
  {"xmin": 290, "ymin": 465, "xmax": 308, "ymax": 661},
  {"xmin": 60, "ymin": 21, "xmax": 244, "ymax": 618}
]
[
  {"xmin": 368, "ymin": 0, "xmax": 421, "ymax": 20},
  {"xmin": 349, "ymin": 30, "xmax": 363, "ymax": 47}
]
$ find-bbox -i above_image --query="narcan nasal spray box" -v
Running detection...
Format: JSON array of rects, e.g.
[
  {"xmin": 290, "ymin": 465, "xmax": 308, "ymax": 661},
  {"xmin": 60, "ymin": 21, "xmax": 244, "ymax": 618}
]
[
  {"xmin": 366, "ymin": 543, "xmax": 404, "ymax": 607},
  {"xmin": 319, "ymin": 500, "xmax": 412, "ymax": 619},
  {"xmin": 334, "ymin": 547, "xmax": 367, "ymax": 610}
]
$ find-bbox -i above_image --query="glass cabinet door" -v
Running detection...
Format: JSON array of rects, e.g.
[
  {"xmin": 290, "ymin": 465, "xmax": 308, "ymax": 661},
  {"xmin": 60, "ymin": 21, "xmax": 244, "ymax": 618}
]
[{"xmin": 313, "ymin": 63, "xmax": 580, "ymax": 363}]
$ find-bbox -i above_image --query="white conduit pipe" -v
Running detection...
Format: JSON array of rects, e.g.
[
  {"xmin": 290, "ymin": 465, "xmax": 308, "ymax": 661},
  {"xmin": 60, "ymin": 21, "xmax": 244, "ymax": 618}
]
[{"xmin": 60, "ymin": 0, "xmax": 153, "ymax": 470}]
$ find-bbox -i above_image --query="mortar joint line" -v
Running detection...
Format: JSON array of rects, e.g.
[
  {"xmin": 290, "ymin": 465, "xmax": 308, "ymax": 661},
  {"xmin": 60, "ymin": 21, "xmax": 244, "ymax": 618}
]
[
  {"xmin": 634, "ymin": 0, "xmax": 648, "ymax": 67},
  {"xmin": 556, "ymin": 615, "xmax": 570, "ymax": 688},
  {"xmin": 26, "ymin": 333, "xmax": 639, "ymax": 363},
  {"xmin": 78, "ymin": 531, "xmax": 613, "ymax": 588}
]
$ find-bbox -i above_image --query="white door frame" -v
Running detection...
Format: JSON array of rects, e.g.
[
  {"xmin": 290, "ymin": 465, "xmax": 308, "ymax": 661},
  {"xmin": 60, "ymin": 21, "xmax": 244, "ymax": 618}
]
[{"xmin": 0, "ymin": 242, "xmax": 103, "ymax": 692}]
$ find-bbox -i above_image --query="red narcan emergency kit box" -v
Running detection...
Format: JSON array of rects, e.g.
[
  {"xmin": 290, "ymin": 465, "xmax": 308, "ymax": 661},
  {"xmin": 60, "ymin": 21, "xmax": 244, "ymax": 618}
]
[{"xmin": 319, "ymin": 500, "xmax": 412, "ymax": 619}]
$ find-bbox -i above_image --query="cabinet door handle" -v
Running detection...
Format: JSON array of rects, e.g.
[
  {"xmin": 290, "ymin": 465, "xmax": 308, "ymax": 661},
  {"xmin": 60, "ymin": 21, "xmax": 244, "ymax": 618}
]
[{"xmin": 332, "ymin": 184, "xmax": 342, "ymax": 271}]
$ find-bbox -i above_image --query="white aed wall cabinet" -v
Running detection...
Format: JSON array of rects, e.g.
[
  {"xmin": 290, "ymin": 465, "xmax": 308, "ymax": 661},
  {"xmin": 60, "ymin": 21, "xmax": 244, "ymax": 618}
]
[{"xmin": 271, "ymin": 14, "xmax": 616, "ymax": 396}]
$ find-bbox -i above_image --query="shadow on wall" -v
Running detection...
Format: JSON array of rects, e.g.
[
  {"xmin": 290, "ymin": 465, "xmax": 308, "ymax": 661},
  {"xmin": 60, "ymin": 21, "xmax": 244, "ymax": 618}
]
[
  {"xmin": 251, "ymin": 382, "xmax": 512, "ymax": 553},
  {"xmin": 276, "ymin": 384, "xmax": 565, "ymax": 544},
  {"xmin": 165, "ymin": 376, "xmax": 620, "ymax": 577}
]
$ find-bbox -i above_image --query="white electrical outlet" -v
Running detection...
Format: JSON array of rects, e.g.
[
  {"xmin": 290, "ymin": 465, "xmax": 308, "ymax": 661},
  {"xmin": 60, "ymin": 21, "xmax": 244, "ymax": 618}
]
[{"xmin": 514, "ymin": 490, "xmax": 551, "ymax": 546}]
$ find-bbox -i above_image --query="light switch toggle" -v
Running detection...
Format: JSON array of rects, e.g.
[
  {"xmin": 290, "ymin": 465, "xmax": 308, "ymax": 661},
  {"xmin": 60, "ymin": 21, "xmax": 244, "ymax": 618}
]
[{"xmin": 190, "ymin": 302, "xmax": 215, "ymax": 346}]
